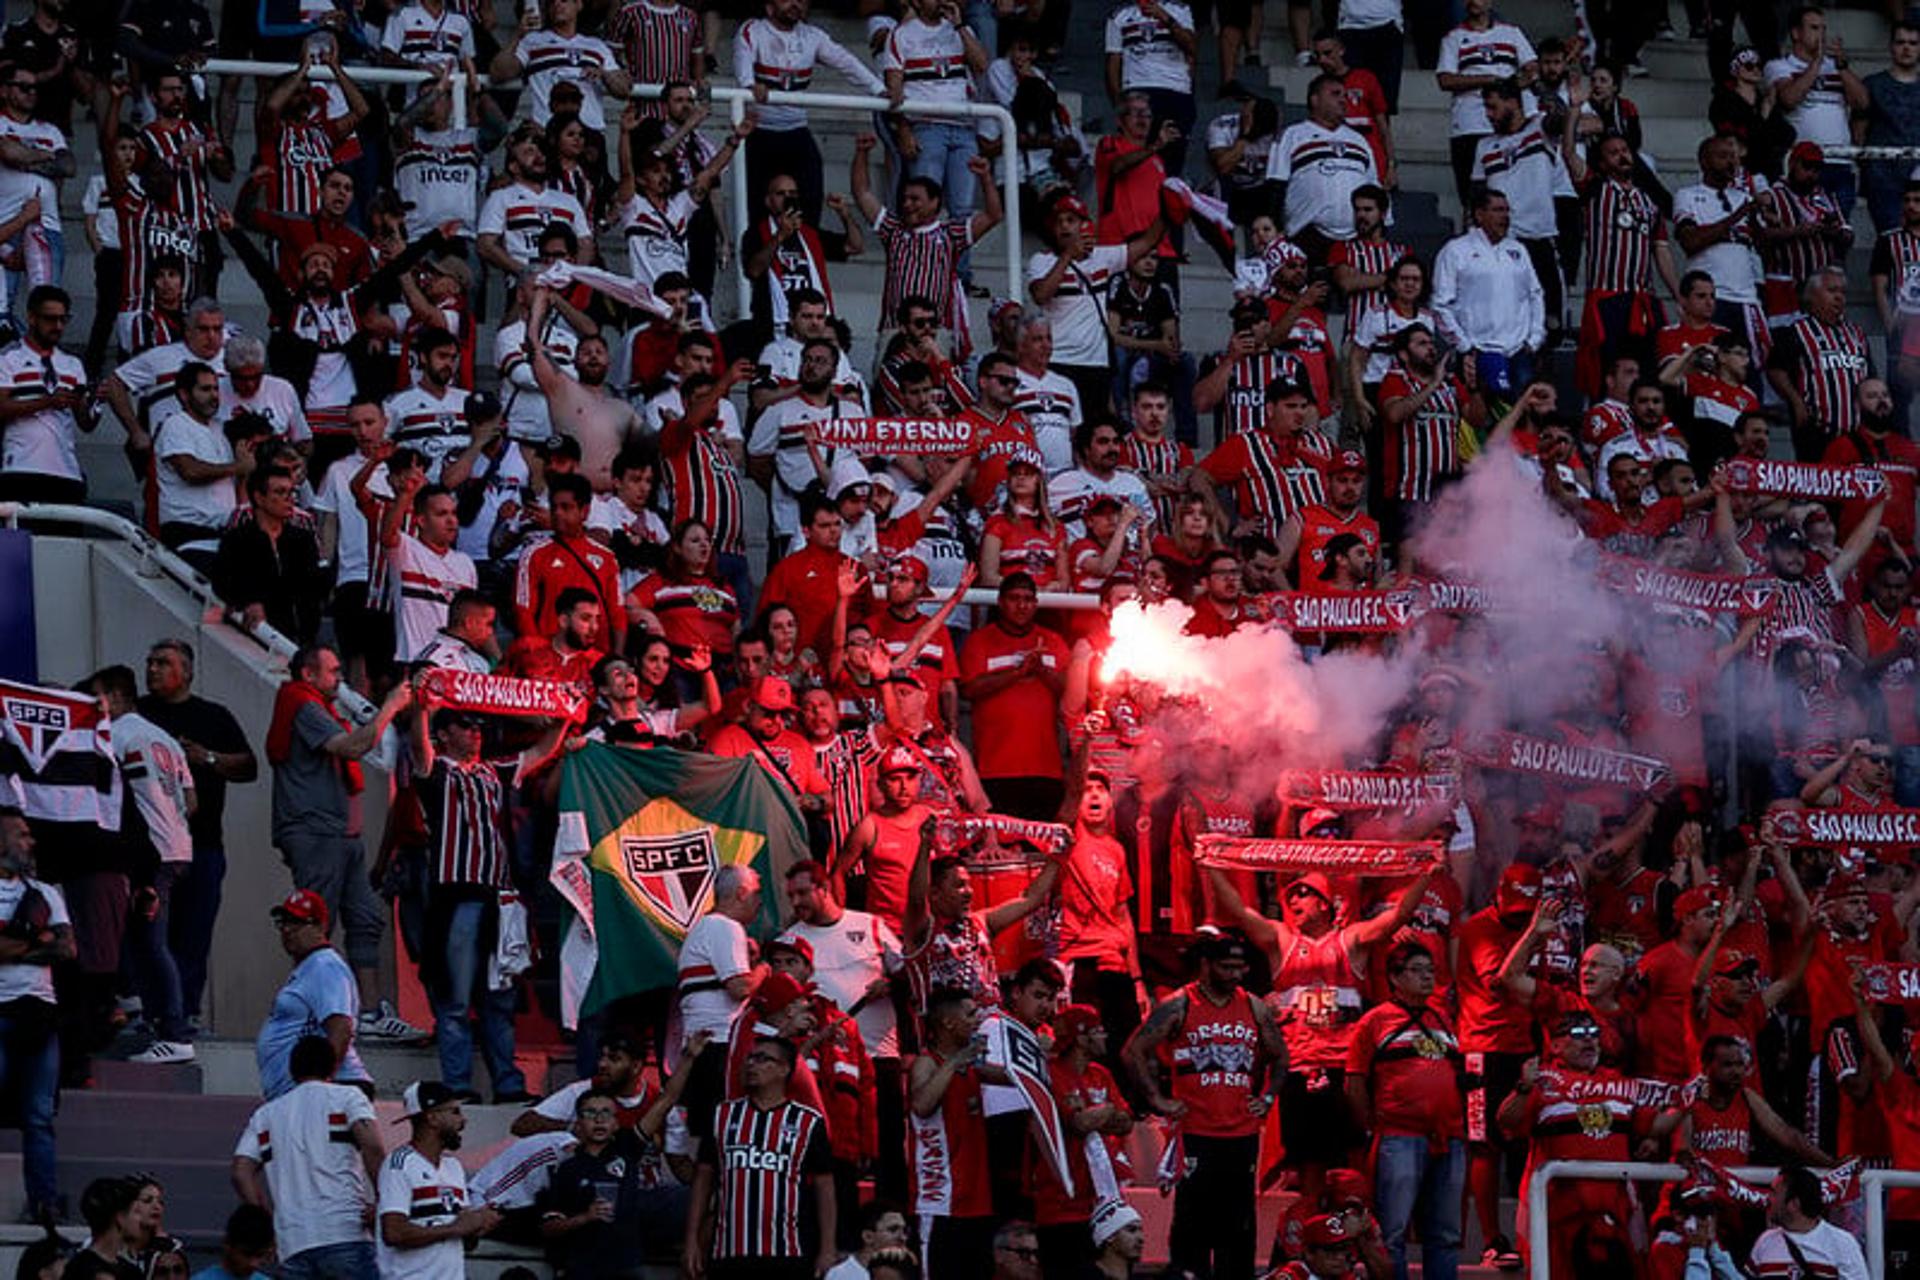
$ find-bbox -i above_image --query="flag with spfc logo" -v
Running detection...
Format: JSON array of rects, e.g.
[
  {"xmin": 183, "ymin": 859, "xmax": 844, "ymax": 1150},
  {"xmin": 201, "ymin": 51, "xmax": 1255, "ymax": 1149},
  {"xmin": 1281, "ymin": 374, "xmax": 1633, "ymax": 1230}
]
[{"xmin": 551, "ymin": 743, "xmax": 804, "ymax": 1025}]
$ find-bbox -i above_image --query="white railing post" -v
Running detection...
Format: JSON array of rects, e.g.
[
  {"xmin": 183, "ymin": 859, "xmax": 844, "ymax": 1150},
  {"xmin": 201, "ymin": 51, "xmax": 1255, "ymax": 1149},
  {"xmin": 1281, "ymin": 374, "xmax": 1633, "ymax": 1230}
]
[
  {"xmin": 1529, "ymin": 1161, "xmax": 1788, "ymax": 1280},
  {"xmin": 1863, "ymin": 1168, "xmax": 1920, "ymax": 1278},
  {"xmin": 727, "ymin": 90, "xmax": 752, "ymax": 317}
]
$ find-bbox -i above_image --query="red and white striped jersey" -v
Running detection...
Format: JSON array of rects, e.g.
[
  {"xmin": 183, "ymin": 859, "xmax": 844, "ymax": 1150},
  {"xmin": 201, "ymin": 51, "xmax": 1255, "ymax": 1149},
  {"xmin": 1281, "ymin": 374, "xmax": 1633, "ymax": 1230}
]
[
  {"xmin": 732, "ymin": 18, "xmax": 884, "ymax": 133},
  {"xmin": 379, "ymin": 2, "xmax": 475, "ymax": 72},
  {"xmin": 267, "ymin": 119, "xmax": 337, "ymax": 218},
  {"xmin": 904, "ymin": 910, "xmax": 1000, "ymax": 1016},
  {"xmin": 702, "ymin": 1097, "xmax": 829, "ymax": 1260},
  {"xmin": 660, "ymin": 423, "xmax": 746, "ymax": 556},
  {"xmin": 139, "ymin": 118, "xmax": 217, "ymax": 230},
  {"xmin": 875, "ymin": 211, "xmax": 974, "ymax": 335},
  {"xmin": 620, "ymin": 190, "xmax": 700, "ymax": 290},
  {"xmin": 1195, "ymin": 425, "xmax": 1330, "ymax": 535},
  {"xmin": 414, "ymin": 756, "xmax": 509, "ymax": 888},
  {"xmin": 1582, "ymin": 175, "xmax": 1664, "ymax": 295},
  {"xmin": 1378, "ymin": 367, "xmax": 1468, "ymax": 502},
  {"xmin": 1582, "ymin": 397, "xmax": 1634, "ymax": 452},
  {"xmin": 607, "ymin": 0, "xmax": 702, "ymax": 116},
  {"xmin": 393, "ymin": 531, "xmax": 477, "ymax": 661},
  {"xmin": 1328, "ymin": 234, "xmax": 1411, "ymax": 327},
  {"xmin": 1119, "ymin": 434, "xmax": 1193, "ymax": 529},
  {"xmin": 1779, "ymin": 315, "xmax": 1871, "ymax": 437},
  {"xmin": 1211, "ymin": 349, "xmax": 1307, "ymax": 438}
]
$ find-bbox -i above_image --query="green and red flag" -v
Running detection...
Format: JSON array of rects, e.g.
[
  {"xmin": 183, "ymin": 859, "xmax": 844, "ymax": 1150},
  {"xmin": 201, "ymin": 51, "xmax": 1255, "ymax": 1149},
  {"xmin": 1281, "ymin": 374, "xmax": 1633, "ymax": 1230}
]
[{"xmin": 550, "ymin": 743, "xmax": 805, "ymax": 1026}]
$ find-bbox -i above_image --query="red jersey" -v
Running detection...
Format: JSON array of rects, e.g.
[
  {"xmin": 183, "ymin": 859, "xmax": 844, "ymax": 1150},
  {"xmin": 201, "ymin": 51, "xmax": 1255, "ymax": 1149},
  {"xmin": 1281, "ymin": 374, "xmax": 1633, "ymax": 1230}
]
[
  {"xmin": 1293, "ymin": 503, "xmax": 1381, "ymax": 594},
  {"xmin": 1360, "ymin": 872, "xmax": 1463, "ymax": 1003},
  {"xmin": 501, "ymin": 637, "xmax": 601, "ymax": 686},
  {"xmin": 514, "ymin": 534, "xmax": 623, "ymax": 643},
  {"xmin": 1578, "ymin": 495, "xmax": 1688, "ymax": 557},
  {"xmin": 1635, "ymin": 940, "xmax": 1704, "ymax": 1084},
  {"xmin": 1519, "ymin": 1064, "xmax": 1643, "ymax": 1164},
  {"xmin": 1339, "ymin": 66, "xmax": 1391, "ymax": 177},
  {"xmin": 904, "ymin": 910, "xmax": 1000, "ymax": 1016},
  {"xmin": 708, "ymin": 724, "xmax": 830, "ymax": 796},
  {"xmin": 1855, "ymin": 599, "xmax": 1920, "ymax": 745},
  {"xmin": 1268, "ymin": 928, "xmax": 1363, "ymax": 1068},
  {"xmin": 1346, "ymin": 999, "xmax": 1466, "ymax": 1142},
  {"xmin": 1654, "ymin": 320, "xmax": 1728, "ymax": 362},
  {"xmin": 1167, "ymin": 982, "xmax": 1266, "ymax": 1138},
  {"xmin": 1195, "ymin": 428, "xmax": 1330, "ymax": 536},
  {"xmin": 758, "ymin": 545, "xmax": 848, "ymax": 654},
  {"xmin": 958, "ymin": 622, "xmax": 1070, "ymax": 781},
  {"xmin": 1806, "ymin": 916, "xmax": 1901, "ymax": 1039},
  {"xmin": 724, "ymin": 1019, "xmax": 827, "ymax": 1117},
  {"xmin": 1184, "ymin": 595, "xmax": 1268, "ymax": 637},
  {"xmin": 1057, "ymin": 824, "xmax": 1134, "ymax": 971},
  {"xmin": 1680, "ymin": 1079, "xmax": 1753, "ymax": 1169},
  {"xmin": 1622, "ymin": 645, "xmax": 1711, "ymax": 789},
  {"xmin": 982, "ymin": 511, "xmax": 1066, "ymax": 586},
  {"xmin": 1029, "ymin": 1058, "xmax": 1129, "ymax": 1224},
  {"xmin": 1456, "ymin": 909, "xmax": 1533, "ymax": 1054},
  {"xmin": 963, "ymin": 407, "xmax": 1038, "ymax": 507},
  {"xmin": 868, "ymin": 608, "xmax": 959, "ymax": 708},
  {"xmin": 800, "ymin": 998, "xmax": 877, "ymax": 1165},
  {"xmin": 1119, "ymin": 434, "xmax": 1193, "ymax": 529},
  {"xmin": 624, "ymin": 572, "xmax": 740, "ymax": 656},
  {"xmin": 1824, "ymin": 428, "xmax": 1920, "ymax": 553},
  {"xmin": 909, "ymin": 1050, "xmax": 994, "ymax": 1218},
  {"xmin": 1587, "ymin": 865, "xmax": 1666, "ymax": 967}
]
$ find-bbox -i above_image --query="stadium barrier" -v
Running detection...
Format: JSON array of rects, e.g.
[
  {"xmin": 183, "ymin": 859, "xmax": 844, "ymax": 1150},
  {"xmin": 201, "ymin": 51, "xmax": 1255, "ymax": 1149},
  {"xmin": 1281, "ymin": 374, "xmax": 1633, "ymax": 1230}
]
[
  {"xmin": 1527, "ymin": 1159, "xmax": 1920, "ymax": 1280},
  {"xmin": 200, "ymin": 61, "xmax": 1023, "ymax": 312}
]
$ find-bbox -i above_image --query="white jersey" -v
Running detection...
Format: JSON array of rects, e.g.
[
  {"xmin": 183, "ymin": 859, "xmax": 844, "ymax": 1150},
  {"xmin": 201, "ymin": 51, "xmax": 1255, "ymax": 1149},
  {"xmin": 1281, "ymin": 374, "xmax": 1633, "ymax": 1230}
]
[
  {"xmin": 384, "ymin": 383, "xmax": 473, "ymax": 480},
  {"xmin": 415, "ymin": 631, "xmax": 494, "ymax": 672},
  {"xmin": 220, "ymin": 374, "xmax": 310, "ymax": 444},
  {"xmin": 1470, "ymin": 117, "xmax": 1574, "ymax": 240},
  {"xmin": 1050, "ymin": 465, "xmax": 1154, "ymax": 540},
  {"xmin": 1338, "ymin": 0, "xmax": 1400, "ymax": 28},
  {"xmin": 393, "ymin": 531, "xmax": 477, "ymax": 661},
  {"xmin": 233, "ymin": 1080, "xmax": 377, "ymax": 1260},
  {"xmin": 380, "ymin": 3, "xmax": 475, "ymax": 72},
  {"xmin": 0, "ymin": 340, "xmax": 88, "ymax": 481},
  {"xmin": 83, "ymin": 174, "xmax": 120, "ymax": 251},
  {"xmin": 1267, "ymin": 120, "xmax": 1377, "ymax": 238},
  {"xmin": 375, "ymin": 1145, "xmax": 469, "ymax": 1280},
  {"xmin": 512, "ymin": 29, "xmax": 621, "ymax": 128},
  {"xmin": 1764, "ymin": 53, "xmax": 1852, "ymax": 148},
  {"xmin": 619, "ymin": 190, "xmax": 701, "ymax": 290},
  {"xmin": 496, "ymin": 315, "xmax": 581, "ymax": 443},
  {"xmin": 313, "ymin": 455, "xmax": 388, "ymax": 585},
  {"xmin": 1352, "ymin": 304, "xmax": 1439, "ymax": 384},
  {"xmin": 0, "ymin": 114, "xmax": 64, "ymax": 229},
  {"xmin": 477, "ymin": 181, "xmax": 590, "ymax": 270},
  {"xmin": 880, "ymin": 17, "xmax": 974, "ymax": 119},
  {"xmin": 153, "ymin": 410, "xmax": 237, "ymax": 542},
  {"xmin": 733, "ymin": 19, "xmax": 885, "ymax": 132},
  {"xmin": 454, "ymin": 444, "xmax": 530, "ymax": 562},
  {"xmin": 0, "ymin": 876, "xmax": 65, "ymax": 1004},
  {"xmin": 467, "ymin": 1132, "xmax": 576, "ymax": 1209},
  {"xmin": 396, "ymin": 127, "xmax": 484, "ymax": 240},
  {"xmin": 1748, "ymin": 1221, "xmax": 1870, "ymax": 1280},
  {"xmin": 758, "ymin": 335, "xmax": 869, "ymax": 408},
  {"xmin": 785, "ymin": 910, "xmax": 905, "ymax": 1059},
  {"xmin": 1671, "ymin": 179, "xmax": 1766, "ymax": 305},
  {"xmin": 1026, "ymin": 244, "xmax": 1127, "ymax": 369},
  {"xmin": 587, "ymin": 494, "xmax": 670, "ymax": 594},
  {"xmin": 110, "ymin": 711, "xmax": 194, "ymax": 865},
  {"xmin": 1436, "ymin": 22, "xmax": 1537, "ymax": 135},
  {"xmin": 1104, "ymin": 2, "xmax": 1194, "ymax": 93},
  {"xmin": 748, "ymin": 393, "xmax": 861, "ymax": 540},
  {"xmin": 1011, "ymin": 368, "xmax": 1081, "ymax": 474},
  {"xmin": 677, "ymin": 912, "xmax": 750, "ymax": 1042}
]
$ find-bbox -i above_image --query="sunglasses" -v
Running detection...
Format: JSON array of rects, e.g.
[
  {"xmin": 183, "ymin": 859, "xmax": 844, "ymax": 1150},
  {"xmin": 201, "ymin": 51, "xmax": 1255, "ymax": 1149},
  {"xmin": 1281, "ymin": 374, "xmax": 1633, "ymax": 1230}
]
[{"xmin": 1563, "ymin": 1024, "xmax": 1602, "ymax": 1039}]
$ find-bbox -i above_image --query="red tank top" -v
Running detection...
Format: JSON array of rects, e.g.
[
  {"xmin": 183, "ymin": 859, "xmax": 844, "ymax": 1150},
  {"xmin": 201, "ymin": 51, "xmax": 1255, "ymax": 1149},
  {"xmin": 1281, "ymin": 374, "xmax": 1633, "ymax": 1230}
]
[
  {"xmin": 1168, "ymin": 983, "xmax": 1266, "ymax": 1138},
  {"xmin": 1858, "ymin": 602, "xmax": 1920, "ymax": 745},
  {"xmin": 864, "ymin": 808, "xmax": 925, "ymax": 933},
  {"xmin": 909, "ymin": 1050, "xmax": 993, "ymax": 1218},
  {"xmin": 1684, "ymin": 1082, "xmax": 1753, "ymax": 1168},
  {"xmin": 1268, "ymin": 928, "xmax": 1363, "ymax": 1068},
  {"xmin": 1173, "ymin": 788, "xmax": 1256, "ymax": 932}
]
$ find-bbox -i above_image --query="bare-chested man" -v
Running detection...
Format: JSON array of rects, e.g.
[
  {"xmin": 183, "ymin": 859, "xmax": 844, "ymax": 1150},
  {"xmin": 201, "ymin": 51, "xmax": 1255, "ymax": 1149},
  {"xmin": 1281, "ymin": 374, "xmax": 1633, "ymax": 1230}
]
[{"xmin": 529, "ymin": 286, "xmax": 644, "ymax": 490}]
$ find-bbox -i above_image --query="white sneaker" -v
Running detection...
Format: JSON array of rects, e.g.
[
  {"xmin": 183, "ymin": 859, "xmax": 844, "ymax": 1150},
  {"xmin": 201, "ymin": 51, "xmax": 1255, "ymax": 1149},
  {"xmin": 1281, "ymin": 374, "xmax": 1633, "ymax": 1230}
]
[
  {"xmin": 128, "ymin": 1040, "xmax": 196, "ymax": 1064},
  {"xmin": 358, "ymin": 1002, "xmax": 429, "ymax": 1041}
]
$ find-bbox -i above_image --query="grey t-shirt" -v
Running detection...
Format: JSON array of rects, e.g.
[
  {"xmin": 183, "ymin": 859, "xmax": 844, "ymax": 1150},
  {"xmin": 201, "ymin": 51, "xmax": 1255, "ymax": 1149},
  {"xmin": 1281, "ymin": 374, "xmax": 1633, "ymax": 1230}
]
[{"xmin": 271, "ymin": 702, "xmax": 359, "ymax": 839}]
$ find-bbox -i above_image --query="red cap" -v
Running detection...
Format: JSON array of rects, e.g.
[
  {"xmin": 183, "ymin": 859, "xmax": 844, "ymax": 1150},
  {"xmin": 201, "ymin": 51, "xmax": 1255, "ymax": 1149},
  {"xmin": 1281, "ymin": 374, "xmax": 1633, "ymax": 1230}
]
[
  {"xmin": 1050, "ymin": 1003, "xmax": 1103, "ymax": 1052},
  {"xmin": 752, "ymin": 677, "xmax": 796, "ymax": 713},
  {"xmin": 1325, "ymin": 1168, "xmax": 1371, "ymax": 1209},
  {"xmin": 1301, "ymin": 1214, "xmax": 1355, "ymax": 1249},
  {"xmin": 1674, "ymin": 886, "xmax": 1720, "ymax": 919},
  {"xmin": 894, "ymin": 554, "xmax": 931, "ymax": 585},
  {"xmin": 755, "ymin": 971, "xmax": 810, "ymax": 1012},
  {"xmin": 1330, "ymin": 450, "xmax": 1367, "ymax": 475},
  {"xmin": 765, "ymin": 933, "xmax": 816, "ymax": 967},
  {"xmin": 1286, "ymin": 872, "xmax": 1336, "ymax": 906},
  {"xmin": 879, "ymin": 744, "xmax": 921, "ymax": 775},
  {"xmin": 1053, "ymin": 194, "xmax": 1092, "ymax": 221},
  {"xmin": 1496, "ymin": 863, "xmax": 1543, "ymax": 913},
  {"xmin": 1790, "ymin": 140, "xmax": 1826, "ymax": 166},
  {"xmin": 1714, "ymin": 948, "xmax": 1761, "ymax": 979},
  {"xmin": 272, "ymin": 889, "xmax": 330, "ymax": 929},
  {"xmin": 1822, "ymin": 872, "xmax": 1870, "ymax": 902}
]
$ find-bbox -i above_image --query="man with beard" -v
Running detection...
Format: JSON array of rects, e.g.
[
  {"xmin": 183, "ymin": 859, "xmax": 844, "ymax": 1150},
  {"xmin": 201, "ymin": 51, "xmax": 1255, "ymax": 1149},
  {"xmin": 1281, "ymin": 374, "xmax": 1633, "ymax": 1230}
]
[
  {"xmin": 1555, "ymin": 453, "xmax": 1712, "ymax": 557},
  {"xmin": 377, "ymin": 1082, "xmax": 501, "ymax": 1280},
  {"xmin": 477, "ymin": 125, "xmax": 592, "ymax": 278},
  {"xmin": 749, "ymin": 340, "xmax": 864, "ymax": 554},
  {"xmin": 1052, "ymin": 419, "xmax": 1154, "ymax": 539},
  {"xmin": 216, "ymin": 208, "xmax": 450, "ymax": 438},
  {"xmin": 1666, "ymin": 1035, "xmax": 1830, "ymax": 1171},
  {"xmin": 1192, "ymin": 378, "xmax": 1331, "ymax": 537},
  {"xmin": 1659, "ymin": 332, "xmax": 1758, "ymax": 469},
  {"xmin": 1592, "ymin": 378, "xmax": 1688, "ymax": 500},
  {"xmin": 136, "ymin": 68, "xmax": 233, "ymax": 289},
  {"xmin": 1823, "ymin": 376, "xmax": 1919, "ymax": 555},
  {"xmin": 382, "ymin": 327, "xmax": 470, "ymax": 481},
  {"xmin": 1748, "ymin": 1166, "xmax": 1870, "ymax": 1280},
  {"xmin": 1276, "ymin": 451, "xmax": 1378, "ymax": 593},
  {"xmin": 1379, "ymin": 325, "xmax": 1482, "ymax": 547},
  {"xmin": 1768, "ymin": 264, "xmax": 1873, "ymax": 461},
  {"xmin": 1735, "ymin": 495, "xmax": 1884, "ymax": 666},
  {"xmin": 515, "ymin": 474, "xmax": 624, "ymax": 647},
  {"xmin": 1473, "ymin": 80, "xmax": 1575, "ymax": 342},
  {"xmin": 752, "ymin": 289, "xmax": 868, "ymax": 414},
  {"xmin": 527, "ymin": 288, "xmax": 641, "ymax": 492},
  {"xmin": 1847, "ymin": 561, "xmax": 1920, "ymax": 801},
  {"xmin": 1567, "ymin": 129, "xmax": 1679, "ymax": 400},
  {"xmin": 151, "ymin": 359, "xmax": 242, "ymax": 565}
]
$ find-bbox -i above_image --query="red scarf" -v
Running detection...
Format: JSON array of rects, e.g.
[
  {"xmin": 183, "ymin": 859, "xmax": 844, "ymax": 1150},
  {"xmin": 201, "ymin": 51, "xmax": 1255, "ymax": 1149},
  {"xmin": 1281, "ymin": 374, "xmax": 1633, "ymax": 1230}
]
[{"xmin": 266, "ymin": 680, "xmax": 363, "ymax": 794}]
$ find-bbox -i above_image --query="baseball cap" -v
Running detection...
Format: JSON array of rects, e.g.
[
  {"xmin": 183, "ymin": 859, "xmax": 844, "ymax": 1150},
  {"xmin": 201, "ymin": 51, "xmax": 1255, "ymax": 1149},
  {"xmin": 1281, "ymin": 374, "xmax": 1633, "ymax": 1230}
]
[
  {"xmin": 1188, "ymin": 926, "xmax": 1252, "ymax": 966},
  {"xmin": 271, "ymin": 889, "xmax": 330, "ymax": 930},
  {"xmin": 1790, "ymin": 140, "xmax": 1826, "ymax": 166},
  {"xmin": 765, "ymin": 933, "xmax": 815, "ymax": 967},
  {"xmin": 1553, "ymin": 1010, "xmax": 1603, "ymax": 1037},
  {"xmin": 1325, "ymin": 1168, "xmax": 1371, "ymax": 1210},
  {"xmin": 1766, "ymin": 524, "xmax": 1809, "ymax": 551},
  {"xmin": 465, "ymin": 390, "xmax": 502, "ymax": 424},
  {"xmin": 1050, "ymin": 1003, "xmax": 1103, "ymax": 1052},
  {"xmin": 1086, "ymin": 493, "xmax": 1125, "ymax": 516},
  {"xmin": 539, "ymin": 434, "xmax": 582, "ymax": 462},
  {"xmin": 1496, "ymin": 863, "xmax": 1543, "ymax": 913},
  {"xmin": 1674, "ymin": 886, "xmax": 1721, "ymax": 919},
  {"xmin": 1286, "ymin": 872, "xmax": 1336, "ymax": 906},
  {"xmin": 879, "ymin": 744, "xmax": 921, "ymax": 776},
  {"xmin": 1300, "ymin": 807, "xmax": 1341, "ymax": 836},
  {"xmin": 398, "ymin": 1080, "xmax": 457, "ymax": 1121},
  {"xmin": 1714, "ymin": 948, "xmax": 1761, "ymax": 979},
  {"xmin": 868, "ymin": 471, "xmax": 899, "ymax": 496},
  {"xmin": 1006, "ymin": 445, "xmax": 1044, "ymax": 473},
  {"xmin": 752, "ymin": 677, "xmax": 795, "ymax": 713},
  {"xmin": 1821, "ymin": 871, "xmax": 1870, "ymax": 902},
  {"xmin": 755, "ymin": 971, "xmax": 810, "ymax": 1012},
  {"xmin": 1051, "ymin": 193, "xmax": 1092, "ymax": 222},
  {"xmin": 1090, "ymin": 1200, "xmax": 1142, "ymax": 1247},
  {"xmin": 1330, "ymin": 450, "xmax": 1367, "ymax": 475},
  {"xmin": 1301, "ymin": 1214, "xmax": 1356, "ymax": 1249}
]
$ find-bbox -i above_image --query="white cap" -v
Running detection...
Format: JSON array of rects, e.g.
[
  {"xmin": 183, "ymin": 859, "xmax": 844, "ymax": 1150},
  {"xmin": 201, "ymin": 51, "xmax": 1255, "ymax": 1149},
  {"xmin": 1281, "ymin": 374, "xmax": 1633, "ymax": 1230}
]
[{"xmin": 1090, "ymin": 1199, "xmax": 1142, "ymax": 1247}]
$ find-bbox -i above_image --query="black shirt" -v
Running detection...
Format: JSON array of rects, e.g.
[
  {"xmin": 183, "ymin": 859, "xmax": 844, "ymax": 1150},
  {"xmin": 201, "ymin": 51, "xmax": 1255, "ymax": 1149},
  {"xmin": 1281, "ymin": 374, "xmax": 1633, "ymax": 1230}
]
[
  {"xmin": 1107, "ymin": 276, "xmax": 1178, "ymax": 345},
  {"xmin": 541, "ymin": 1132, "xmax": 652, "ymax": 1280},
  {"xmin": 117, "ymin": 0, "xmax": 216, "ymax": 69},
  {"xmin": 213, "ymin": 519, "xmax": 330, "ymax": 646},
  {"xmin": 134, "ymin": 693, "xmax": 251, "ymax": 850},
  {"xmin": 0, "ymin": 17, "xmax": 78, "ymax": 123}
]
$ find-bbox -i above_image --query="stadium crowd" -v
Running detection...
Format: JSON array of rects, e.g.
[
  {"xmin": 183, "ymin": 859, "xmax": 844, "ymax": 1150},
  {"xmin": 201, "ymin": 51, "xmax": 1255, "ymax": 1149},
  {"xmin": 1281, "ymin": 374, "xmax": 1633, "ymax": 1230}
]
[{"xmin": 4, "ymin": 0, "xmax": 1920, "ymax": 1275}]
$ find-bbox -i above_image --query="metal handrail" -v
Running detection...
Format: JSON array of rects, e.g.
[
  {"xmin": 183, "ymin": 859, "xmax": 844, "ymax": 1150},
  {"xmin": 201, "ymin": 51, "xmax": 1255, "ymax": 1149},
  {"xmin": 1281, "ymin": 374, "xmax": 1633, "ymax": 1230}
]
[
  {"xmin": 1529, "ymin": 1160, "xmax": 1920, "ymax": 1279},
  {"xmin": 0, "ymin": 501, "xmax": 375, "ymax": 718},
  {"xmin": 197, "ymin": 60, "xmax": 1023, "ymax": 311}
]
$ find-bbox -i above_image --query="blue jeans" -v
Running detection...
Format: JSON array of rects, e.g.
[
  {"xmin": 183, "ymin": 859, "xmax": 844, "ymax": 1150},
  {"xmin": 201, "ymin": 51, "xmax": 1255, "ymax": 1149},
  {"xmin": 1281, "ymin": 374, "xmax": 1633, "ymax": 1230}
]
[
  {"xmin": 170, "ymin": 844, "xmax": 226, "ymax": 1022},
  {"xmin": 433, "ymin": 898, "xmax": 525, "ymax": 1096},
  {"xmin": 129, "ymin": 862, "xmax": 191, "ymax": 1042},
  {"xmin": 0, "ymin": 999, "xmax": 60, "ymax": 1216},
  {"xmin": 908, "ymin": 121, "xmax": 978, "ymax": 270},
  {"xmin": 279, "ymin": 1241, "xmax": 377, "ymax": 1280},
  {"xmin": 964, "ymin": 0, "xmax": 999, "ymax": 56},
  {"xmin": 1375, "ymin": 1135, "xmax": 1466, "ymax": 1280}
]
